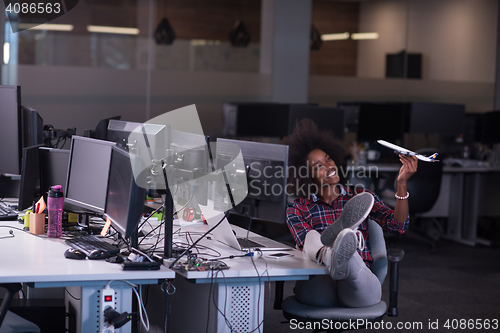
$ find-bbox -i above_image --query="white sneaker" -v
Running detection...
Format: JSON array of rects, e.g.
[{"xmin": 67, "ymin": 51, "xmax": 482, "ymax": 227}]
[
  {"xmin": 328, "ymin": 229, "xmax": 357, "ymax": 280},
  {"xmin": 321, "ymin": 192, "xmax": 374, "ymax": 247}
]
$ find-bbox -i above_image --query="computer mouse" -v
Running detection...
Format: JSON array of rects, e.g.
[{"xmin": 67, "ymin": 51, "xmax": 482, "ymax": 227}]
[
  {"xmin": 64, "ymin": 248, "xmax": 87, "ymax": 260},
  {"xmin": 88, "ymin": 250, "xmax": 113, "ymax": 260}
]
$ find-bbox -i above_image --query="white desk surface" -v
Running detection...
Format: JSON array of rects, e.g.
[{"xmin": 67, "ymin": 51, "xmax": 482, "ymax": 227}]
[
  {"xmin": 0, "ymin": 221, "xmax": 175, "ymax": 286},
  {"xmin": 169, "ymin": 223, "xmax": 327, "ymax": 283}
]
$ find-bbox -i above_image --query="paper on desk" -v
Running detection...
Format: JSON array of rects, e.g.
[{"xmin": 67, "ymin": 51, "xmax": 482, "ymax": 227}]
[
  {"xmin": 35, "ymin": 196, "xmax": 45, "ymax": 214},
  {"xmin": 178, "ymin": 220, "xmax": 206, "ymax": 227}
]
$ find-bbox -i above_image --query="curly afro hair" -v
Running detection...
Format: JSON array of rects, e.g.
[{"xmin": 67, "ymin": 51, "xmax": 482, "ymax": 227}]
[{"xmin": 281, "ymin": 118, "xmax": 347, "ymax": 199}]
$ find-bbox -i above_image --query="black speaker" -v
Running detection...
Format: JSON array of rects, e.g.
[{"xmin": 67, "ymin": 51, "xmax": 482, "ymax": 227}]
[{"xmin": 386, "ymin": 50, "xmax": 422, "ymax": 79}]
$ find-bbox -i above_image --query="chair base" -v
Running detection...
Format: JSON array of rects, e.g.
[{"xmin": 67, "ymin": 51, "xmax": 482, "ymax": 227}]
[
  {"xmin": 0, "ymin": 311, "xmax": 40, "ymax": 333},
  {"xmin": 282, "ymin": 296, "xmax": 387, "ymax": 333}
]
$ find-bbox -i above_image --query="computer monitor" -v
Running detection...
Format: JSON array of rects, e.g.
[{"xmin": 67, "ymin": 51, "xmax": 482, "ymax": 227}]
[
  {"xmin": 410, "ymin": 102, "xmax": 465, "ymax": 136},
  {"xmin": 349, "ymin": 102, "xmax": 410, "ymax": 142},
  {"xmin": 169, "ymin": 130, "xmax": 210, "ymax": 206},
  {"xmin": 216, "ymin": 138, "xmax": 289, "ymax": 224},
  {"xmin": 21, "ymin": 106, "xmax": 44, "ymax": 149},
  {"xmin": 482, "ymin": 110, "xmax": 500, "ymax": 145},
  {"xmin": 107, "ymin": 119, "xmax": 169, "ymax": 154},
  {"xmin": 94, "ymin": 115, "xmax": 121, "ymax": 140},
  {"xmin": 0, "ymin": 85, "xmax": 23, "ymax": 175},
  {"xmin": 39, "ymin": 148, "xmax": 70, "ymax": 202},
  {"xmin": 288, "ymin": 105, "xmax": 346, "ymax": 140},
  {"xmin": 18, "ymin": 144, "xmax": 45, "ymax": 210},
  {"xmin": 104, "ymin": 146, "xmax": 147, "ymax": 247},
  {"xmin": 222, "ymin": 102, "xmax": 290, "ymax": 138},
  {"xmin": 0, "ymin": 88, "xmax": 44, "ymax": 177},
  {"xmin": 65, "ymin": 136, "xmax": 115, "ymax": 214}
]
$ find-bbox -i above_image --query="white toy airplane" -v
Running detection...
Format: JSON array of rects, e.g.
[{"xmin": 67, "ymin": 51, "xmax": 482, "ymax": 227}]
[{"xmin": 377, "ymin": 140, "xmax": 440, "ymax": 162}]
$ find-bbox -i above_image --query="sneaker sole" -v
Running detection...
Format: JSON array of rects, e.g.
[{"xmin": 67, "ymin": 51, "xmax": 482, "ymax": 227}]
[
  {"xmin": 330, "ymin": 229, "xmax": 357, "ymax": 280},
  {"xmin": 321, "ymin": 192, "xmax": 374, "ymax": 247}
]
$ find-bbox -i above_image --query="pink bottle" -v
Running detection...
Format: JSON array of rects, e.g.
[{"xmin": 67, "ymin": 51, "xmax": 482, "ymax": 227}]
[{"xmin": 47, "ymin": 185, "xmax": 64, "ymax": 238}]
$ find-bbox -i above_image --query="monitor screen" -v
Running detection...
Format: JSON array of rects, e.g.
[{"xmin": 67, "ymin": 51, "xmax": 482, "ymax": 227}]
[
  {"xmin": 65, "ymin": 136, "xmax": 115, "ymax": 214},
  {"xmin": 216, "ymin": 138, "xmax": 289, "ymax": 224},
  {"xmin": 410, "ymin": 102, "xmax": 465, "ymax": 136},
  {"xmin": 104, "ymin": 146, "xmax": 146, "ymax": 242},
  {"xmin": 0, "ymin": 85, "xmax": 22, "ymax": 175},
  {"xmin": 482, "ymin": 110, "xmax": 500, "ymax": 144},
  {"xmin": 39, "ymin": 148, "xmax": 70, "ymax": 202},
  {"xmin": 288, "ymin": 105, "xmax": 346, "ymax": 140},
  {"xmin": 354, "ymin": 102, "xmax": 410, "ymax": 142},
  {"xmin": 222, "ymin": 102, "xmax": 290, "ymax": 138}
]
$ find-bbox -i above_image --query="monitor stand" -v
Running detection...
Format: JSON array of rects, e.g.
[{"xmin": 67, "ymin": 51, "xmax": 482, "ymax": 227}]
[{"xmin": 163, "ymin": 191, "xmax": 174, "ymax": 259}]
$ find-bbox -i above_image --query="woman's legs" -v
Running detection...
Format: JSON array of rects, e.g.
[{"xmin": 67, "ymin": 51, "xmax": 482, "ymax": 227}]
[
  {"xmin": 337, "ymin": 252, "xmax": 382, "ymax": 307},
  {"xmin": 302, "ymin": 229, "xmax": 382, "ymax": 308}
]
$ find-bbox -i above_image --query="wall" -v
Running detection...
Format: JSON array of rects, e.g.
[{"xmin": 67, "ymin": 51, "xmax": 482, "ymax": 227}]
[
  {"xmin": 310, "ymin": 0, "xmax": 359, "ymax": 76},
  {"xmin": 357, "ymin": 0, "xmax": 498, "ymax": 82}
]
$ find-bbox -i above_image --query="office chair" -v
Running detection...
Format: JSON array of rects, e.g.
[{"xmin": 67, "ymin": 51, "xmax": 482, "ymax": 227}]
[
  {"xmin": 403, "ymin": 148, "xmax": 444, "ymax": 251},
  {"xmin": 380, "ymin": 149, "xmax": 444, "ymax": 251},
  {"xmin": 0, "ymin": 284, "xmax": 40, "ymax": 333},
  {"xmin": 275, "ymin": 220, "xmax": 404, "ymax": 333}
]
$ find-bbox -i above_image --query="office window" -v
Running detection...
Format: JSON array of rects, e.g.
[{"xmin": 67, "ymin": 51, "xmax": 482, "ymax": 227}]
[
  {"xmin": 311, "ymin": 0, "xmax": 497, "ymax": 83},
  {"xmin": 15, "ymin": 0, "xmax": 261, "ymax": 72}
]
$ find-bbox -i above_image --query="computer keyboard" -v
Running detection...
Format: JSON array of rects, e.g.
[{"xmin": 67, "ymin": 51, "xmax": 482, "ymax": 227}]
[
  {"xmin": 0, "ymin": 205, "xmax": 18, "ymax": 221},
  {"xmin": 65, "ymin": 235, "xmax": 120, "ymax": 256},
  {"xmin": 237, "ymin": 237, "xmax": 264, "ymax": 249}
]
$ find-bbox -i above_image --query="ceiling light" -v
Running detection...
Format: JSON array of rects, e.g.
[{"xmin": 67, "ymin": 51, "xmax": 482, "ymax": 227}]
[
  {"xmin": 351, "ymin": 32, "xmax": 379, "ymax": 40},
  {"xmin": 321, "ymin": 32, "xmax": 350, "ymax": 41},
  {"xmin": 87, "ymin": 25, "xmax": 139, "ymax": 35},
  {"xmin": 18, "ymin": 23, "xmax": 74, "ymax": 31},
  {"xmin": 3, "ymin": 43, "xmax": 10, "ymax": 64},
  {"xmin": 191, "ymin": 39, "xmax": 207, "ymax": 46}
]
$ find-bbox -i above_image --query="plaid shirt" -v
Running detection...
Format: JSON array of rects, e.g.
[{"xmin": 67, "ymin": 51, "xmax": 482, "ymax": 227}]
[{"xmin": 286, "ymin": 187, "xmax": 409, "ymax": 268}]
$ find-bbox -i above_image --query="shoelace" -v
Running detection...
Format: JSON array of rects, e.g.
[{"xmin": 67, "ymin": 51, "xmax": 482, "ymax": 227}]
[
  {"xmin": 355, "ymin": 229, "xmax": 365, "ymax": 251},
  {"xmin": 316, "ymin": 246, "xmax": 327, "ymax": 265}
]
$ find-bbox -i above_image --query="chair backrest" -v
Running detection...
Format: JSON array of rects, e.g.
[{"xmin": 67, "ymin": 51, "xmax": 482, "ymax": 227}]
[
  {"xmin": 406, "ymin": 149, "xmax": 443, "ymax": 214},
  {"xmin": 0, "ymin": 284, "xmax": 21, "ymax": 327},
  {"xmin": 368, "ymin": 219, "xmax": 388, "ymax": 284}
]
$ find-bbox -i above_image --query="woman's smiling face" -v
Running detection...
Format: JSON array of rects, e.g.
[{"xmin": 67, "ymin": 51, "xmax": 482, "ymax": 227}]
[{"xmin": 307, "ymin": 149, "xmax": 340, "ymax": 187}]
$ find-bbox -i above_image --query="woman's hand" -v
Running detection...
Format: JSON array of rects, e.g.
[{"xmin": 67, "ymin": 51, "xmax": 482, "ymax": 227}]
[{"xmin": 397, "ymin": 155, "xmax": 418, "ymax": 184}]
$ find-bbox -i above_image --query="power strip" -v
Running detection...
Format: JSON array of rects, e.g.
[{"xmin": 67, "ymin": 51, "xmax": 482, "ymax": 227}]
[{"xmin": 98, "ymin": 287, "xmax": 115, "ymax": 333}]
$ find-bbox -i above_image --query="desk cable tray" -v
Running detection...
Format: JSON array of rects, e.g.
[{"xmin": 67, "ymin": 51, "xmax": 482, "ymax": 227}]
[
  {"xmin": 65, "ymin": 235, "xmax": 120, "ymax": 256},
  {"xmin": 172, "ymin": 254, "xmax": 229, "ymax": 271}
]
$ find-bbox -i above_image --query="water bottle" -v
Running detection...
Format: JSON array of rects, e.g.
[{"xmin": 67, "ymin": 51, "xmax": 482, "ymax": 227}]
[{"xmin": 47, "ymin": 185, "xmax": 64, "ymax": 238}]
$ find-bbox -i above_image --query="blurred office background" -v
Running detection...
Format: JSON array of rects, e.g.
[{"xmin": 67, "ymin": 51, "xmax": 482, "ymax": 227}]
[{"xmin": 0, "ymin": 0, "xmax": 497, "ymax": 142}]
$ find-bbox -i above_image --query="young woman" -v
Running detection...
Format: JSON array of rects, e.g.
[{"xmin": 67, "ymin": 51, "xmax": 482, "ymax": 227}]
[{"xmin": 281, "ymin": 118, "xmax": 417, "ymax": 307}]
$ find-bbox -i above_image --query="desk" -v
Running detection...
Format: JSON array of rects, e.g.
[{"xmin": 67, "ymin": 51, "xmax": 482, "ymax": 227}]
[
  {"xmin": 0, "ymin": 221, "xmax": 175, "ymax": 333},
  {"xmin": 441, "ymin": 166, "xmax": 500, "ymax": 246},
  {"xmin": 347, "ymin": 163, "xmax": 500, "ymax": 246},
  {"xmin": 167, "ymin": 224, "xmax": 327, "ymax": 333}
]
